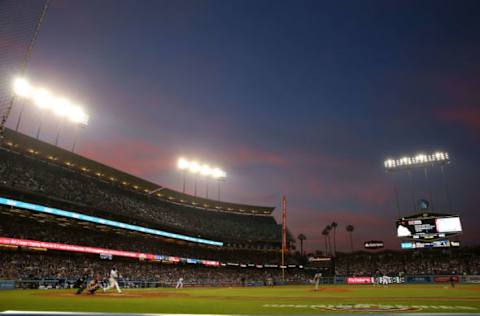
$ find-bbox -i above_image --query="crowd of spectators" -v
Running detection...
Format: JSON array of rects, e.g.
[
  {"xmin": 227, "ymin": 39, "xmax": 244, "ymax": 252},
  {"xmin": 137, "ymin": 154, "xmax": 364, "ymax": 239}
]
[
  {"xmin": 0, "ymin": 147, "xmax": 281, "ymax": 243},
  {"xmin": 0, "ymin": 210, "xmax": 288, "ymax": 264},
  {"xmin": 0, "ymin": 252, "xmax": 310, "ymax": 288},
  {"xmin": 334, "ymin": 250, "xmax": 480, "ymax": 276}
]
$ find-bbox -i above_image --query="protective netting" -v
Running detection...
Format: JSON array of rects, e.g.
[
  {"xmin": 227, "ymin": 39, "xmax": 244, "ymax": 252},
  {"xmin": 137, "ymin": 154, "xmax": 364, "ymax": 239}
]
[{"xmin": 0, "ymin": 0, "xmax": 48, "ymax": 136}]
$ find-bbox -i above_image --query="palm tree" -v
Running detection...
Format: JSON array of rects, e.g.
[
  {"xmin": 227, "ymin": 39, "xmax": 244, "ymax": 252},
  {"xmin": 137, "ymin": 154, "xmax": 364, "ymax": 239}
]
[
  {"xmin": 321, "ymin": 228, "xmax": 329, "ymax": 256},
  {"xmin": 326, "ymin": 225, "xmax": 332, "ymax": 256},
  {"xmin": 297, "ymin": 233, "xmax": 306, "ymax": 256},
  {"xmin": 346, "ymin": 225, "xmax": 354, "ymax": 252},
  {"xmin": 331, "ymin": 222, "xmax": 338, "ymax": 256}
]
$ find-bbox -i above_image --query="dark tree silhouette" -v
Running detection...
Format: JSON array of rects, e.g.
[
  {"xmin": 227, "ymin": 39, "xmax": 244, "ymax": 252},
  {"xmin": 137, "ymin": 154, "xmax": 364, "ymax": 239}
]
[
  {"xmin": 322, "ymin": 228, "xmax": 329, "ymax": 256},
  {"xmin": 331, "ymin": 221, "xmax": 338, "ymax": 256},
  {"xmin": 297, "ymin": 233, "xmax": 306, "ymax": 256},
  {"xmin": 326, "ymin": 225, "xmax": 332, "ymax": 256},
  {"xmin": 346, "ymin": 224, "xmax": 355, "ymax": 252}
]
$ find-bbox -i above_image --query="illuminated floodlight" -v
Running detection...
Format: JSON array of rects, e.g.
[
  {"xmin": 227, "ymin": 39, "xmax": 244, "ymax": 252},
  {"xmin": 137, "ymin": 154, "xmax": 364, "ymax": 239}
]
[
  {"xmin": 52, "ymin": 98, "xmax": 70, "ymax": 117},
  {"xmin": 11, "ymin": 77, "xmax": 89, "ymax": 126},
  {"xmin": 177, "ymin": 158, "xmax": 190, "ymax": 170},
  {"xmin": 384, "ymin": 151, "xmax": 450, "ymax": 171},
  {"xmin": 13, "ymin": 78, "xmax": 33, "ymax": 98},
  {"xmin": 212, "ymin": 168, "xmax": 227, "ymax": 179},
  {"xmin": 33, "ymin": 88, "xmax": 53, "ymax": 109},
  {"xmin": 201, "ymin": 165, "xmax": 212, "ymax": 176},
  {"xmin": 67, "ymin": 105, "xmax": 89, "ymax": 125},
  {"xmin": 189, "ymin": 161, "xmax": 201, "ymax": 173},
  {"xmin": 177, "ymin": 158, "xmax": 226, "ymax": 179}
]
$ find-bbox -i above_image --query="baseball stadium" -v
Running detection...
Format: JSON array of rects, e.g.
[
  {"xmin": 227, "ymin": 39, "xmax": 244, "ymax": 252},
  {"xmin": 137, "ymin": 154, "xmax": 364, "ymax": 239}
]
[{"xmin": 1, "ymin": 1, "xmax": 480, "ymax": 315}]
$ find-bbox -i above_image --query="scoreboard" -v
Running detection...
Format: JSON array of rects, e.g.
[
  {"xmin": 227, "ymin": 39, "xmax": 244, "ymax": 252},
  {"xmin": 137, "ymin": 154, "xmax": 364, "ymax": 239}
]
[{"xmin": 396, "ymin": 213, "xmax": 462, "ymax": 241}]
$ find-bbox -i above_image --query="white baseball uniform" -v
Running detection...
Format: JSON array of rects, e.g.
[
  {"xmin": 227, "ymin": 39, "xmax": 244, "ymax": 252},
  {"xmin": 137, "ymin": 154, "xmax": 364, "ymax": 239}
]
[
  {"xmin": 104, "ymin": 269, "xmax": 122, "ymax": 293},
  {"xmin": 176, "ymin": 277, "xmax": 184, "ymax": 288}
]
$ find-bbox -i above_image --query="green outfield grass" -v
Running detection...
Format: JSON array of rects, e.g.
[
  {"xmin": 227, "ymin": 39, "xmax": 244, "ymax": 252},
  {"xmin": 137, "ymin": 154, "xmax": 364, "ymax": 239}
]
[{"xmin": 1, "ymin": 284, "xmax": 480, "ymax": 314}]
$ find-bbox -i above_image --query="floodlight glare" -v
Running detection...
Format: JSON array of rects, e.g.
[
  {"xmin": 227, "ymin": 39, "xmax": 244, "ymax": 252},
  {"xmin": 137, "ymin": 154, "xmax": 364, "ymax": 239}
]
[
  {"xmin": 177, "ymin": 158, "xmax": 190, "ymax": 170},
  {"xmin": 12, "ymin": 78, "xmax": 89, "ymax": 126},
  {"xmin": 33, "ymin": 88, "xmax": 53, "ymax": 109},
  {"xmin": 384, "ymin": 151, "xmax": 450, "ymax": 171},
  {"xmin": 13, "ymin": 78, "xmax": 33, "ymax": 98},
  {"xmin": 67, "ymin": 105, "xmax": 89, "ymax": 125},
  {"xmin": 189, "ymin": 161, "xmax": 201, "ymax": 173},
  {"xmin": 201, "ymin": 165, "xmax": 212, "ymax": 176},
  {"xmin": 212, "ymin": 168, "xmax": 226, "ymax": 179},
  {"xmin": 52, "ymin": 98, "xmax": 71, "ymax": 117},
  {"xmin": 177, "ymin": 158, "xmax": 226, "ymax": 179}
]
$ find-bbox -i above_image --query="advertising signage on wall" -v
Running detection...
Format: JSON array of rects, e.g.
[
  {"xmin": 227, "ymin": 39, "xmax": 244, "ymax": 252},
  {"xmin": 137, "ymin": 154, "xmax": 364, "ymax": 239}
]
[
  {"xmin": 364, "ymin": 240, "xmax": 384, "ymax": 249},
  {"xmin": 401, "ymin": 240, "xmax": 460, "ymax": 249},
  {"xmin": 0, "ymin": 237, "xmax": 221, "ymax": 267},
  {"xmin": 347, "ymin": 277, "xmax": 372, "ymax": 284}
]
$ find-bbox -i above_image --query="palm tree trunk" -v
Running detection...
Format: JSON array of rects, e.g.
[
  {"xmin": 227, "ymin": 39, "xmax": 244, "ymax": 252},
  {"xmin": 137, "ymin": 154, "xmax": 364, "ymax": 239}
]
[
  {"xmin": 349, "ymin": 232, "xmax": 354, "ymax": 252},
  {"xmin": 327, "ymin": 235, "xmax": 332, "ymax": 257},
  {"xmin": 300, "ymin": 240, "xmax": 304, "ymax": 256},
  {"xmin": 333, "ymin": 228, "xmax": 336, "ymax": 257},
  {"xmin": 324, "ymin": 236, "xmax": 328, "ymax": 256}
]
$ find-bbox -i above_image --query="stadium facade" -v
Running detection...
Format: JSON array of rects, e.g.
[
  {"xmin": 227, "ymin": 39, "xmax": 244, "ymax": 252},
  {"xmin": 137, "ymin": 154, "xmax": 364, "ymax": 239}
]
[{"xmin": 0, "ymin": 128, "xmax": 305, "ymax": 288}]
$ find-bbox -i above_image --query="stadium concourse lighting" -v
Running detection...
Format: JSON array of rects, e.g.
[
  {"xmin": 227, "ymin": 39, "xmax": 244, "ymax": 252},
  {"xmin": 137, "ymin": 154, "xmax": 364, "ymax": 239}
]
[
  {"xmin": 384, "ymin": 152, "xmax": 449, "ymax": 171},
  {"xmin": 13, "ymin": 77, "xmax": 89, "ymax": 126},
  {"xmin": 177, "ymin": 157, "xmax": 226, "ymax": 198}
]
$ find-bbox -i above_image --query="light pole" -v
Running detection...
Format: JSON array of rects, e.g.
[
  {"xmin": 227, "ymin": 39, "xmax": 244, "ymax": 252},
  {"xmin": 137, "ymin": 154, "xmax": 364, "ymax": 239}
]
[
  {"xmin": 194, "ymin": 174, "xmax": 198, "ymax": 197},
  {"xmin": 55, "ymin": 117, "xmax": 64, "ymax": 146},
  {"xmin": 205, "ymin": 177, "xmax": 209, "ymax": 199},
  {"xmin": 216, "ymin": 177, "xmax": 226, "ymax": 201},
  {"xmin": 36, "ymin": 111, "xmax": 45, "ymax": 139},
  {"xmin": 15, "ymin": 102, "xmax": 25, "ymax": 131},
  {"xmin": 182, "ymin": 170, "xmax": 186, "ymax": 193}
]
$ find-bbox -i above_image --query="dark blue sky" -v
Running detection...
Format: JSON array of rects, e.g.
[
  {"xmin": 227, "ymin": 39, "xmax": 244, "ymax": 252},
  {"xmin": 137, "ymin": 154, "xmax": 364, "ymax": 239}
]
[{"xmin": 6, "ymin": 0, "xmax": 480, "ymax": 252}]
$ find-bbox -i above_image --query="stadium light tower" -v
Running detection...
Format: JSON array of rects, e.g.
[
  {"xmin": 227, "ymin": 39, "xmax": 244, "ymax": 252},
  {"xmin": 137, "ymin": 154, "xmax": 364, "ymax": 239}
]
[
  {"xmin": 177, "ymin": 157, "xmax": 226, "ymax": 199},
  {"xmin": 384, "ymin": 152, "xmax": 449, "ymax": 171},
  {"xmin": 383, "ymin": 151, "xmax": 451, "ymax": 215},
  {"xmin": 12, "ymin": 77, "xmax": 89, "ymax": 147}
]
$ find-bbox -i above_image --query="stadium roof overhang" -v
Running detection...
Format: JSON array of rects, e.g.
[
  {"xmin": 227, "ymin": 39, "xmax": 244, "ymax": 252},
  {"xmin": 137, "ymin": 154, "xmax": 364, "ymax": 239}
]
[{"xmin": 1, "ymin": 128, "xmax": 275, "ymax": 216}]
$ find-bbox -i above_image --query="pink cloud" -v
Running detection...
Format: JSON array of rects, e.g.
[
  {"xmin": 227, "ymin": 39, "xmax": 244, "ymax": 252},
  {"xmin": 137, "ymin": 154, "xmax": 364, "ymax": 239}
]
[
  {"xmin": 79, "ymin": 138, "xmax": 173, "ymax": 178},
  {"xmin": 304, "ymin": 174, "xmax": 392, "ymax": 206},
  {"xmin": 435, "ymin": 106, "xmax": 480, "ymax": 131},
  {"xmin": 229, "ymin": 145, "xmax": 288, "ymax": 167}
]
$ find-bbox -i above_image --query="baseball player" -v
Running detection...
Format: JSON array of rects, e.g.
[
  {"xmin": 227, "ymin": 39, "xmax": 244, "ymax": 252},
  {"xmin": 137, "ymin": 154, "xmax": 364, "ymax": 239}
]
[
  {"xmin": 313, "ymin": 272, "xmax": 322, "ymax": 291},
  {"xmin": 103, "ymin": 267, "xmax": 122, "ymax": 293},
  {"xmin": 74, "ymin": 269, "xmax": 90, "ymax": 295},
  {"xmin": 87, "ymin": 274, "xmax": 102, "ymax": 295},
  {"xmin": 176, "ymin": 277, "xmax": 184, "ymax": 289}
]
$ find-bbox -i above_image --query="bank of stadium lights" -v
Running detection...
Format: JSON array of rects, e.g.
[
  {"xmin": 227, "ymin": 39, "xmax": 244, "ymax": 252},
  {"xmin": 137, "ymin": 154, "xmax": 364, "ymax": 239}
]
[
  {"xmin": 177, "ymin": 158, "xmax": 226, "ymax": 179},
  {"xmin": 384, "ymin": 152, "xmax": 450, "ymax": 171},
  {"xmin": 13, "ymin": 78, "xmax": 89, "ymax": 126},
  {"xmin": 177, "ymin": 158, "xmax": 226, "ymax": 198}
]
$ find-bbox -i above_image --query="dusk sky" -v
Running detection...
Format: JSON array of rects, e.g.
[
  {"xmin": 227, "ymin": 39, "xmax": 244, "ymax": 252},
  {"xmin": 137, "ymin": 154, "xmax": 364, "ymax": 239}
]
[{"xmin": 5, "ymin": 0, "xmax": 480, "ymax": 252}]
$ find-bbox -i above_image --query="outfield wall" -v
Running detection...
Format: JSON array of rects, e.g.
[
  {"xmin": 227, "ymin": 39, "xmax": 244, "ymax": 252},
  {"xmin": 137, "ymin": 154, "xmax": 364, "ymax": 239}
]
[
  {"xmin": 2, "ymin": 275, "xmax": 479, "ymax": 290},
  {"xmin": 326, "ymin": 275, "xmax": 477, "ymax": 285},
  {"xmin": 0, "ymin": 278, "xmax": 307, "ymax": 290}
]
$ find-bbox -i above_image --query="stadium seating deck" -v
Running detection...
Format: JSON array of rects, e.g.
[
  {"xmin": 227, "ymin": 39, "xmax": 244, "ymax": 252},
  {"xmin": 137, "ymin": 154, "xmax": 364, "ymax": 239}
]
[{"xmin": 0, "ymin": 133, "xmax": 285, "ymax": 246}]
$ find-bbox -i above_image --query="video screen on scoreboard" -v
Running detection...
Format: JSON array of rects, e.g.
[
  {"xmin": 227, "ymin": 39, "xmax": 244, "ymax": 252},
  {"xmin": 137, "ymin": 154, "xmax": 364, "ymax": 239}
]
[{"xmin": 396, "ymin": 214, "xmax": 462, "ymax": 240}]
